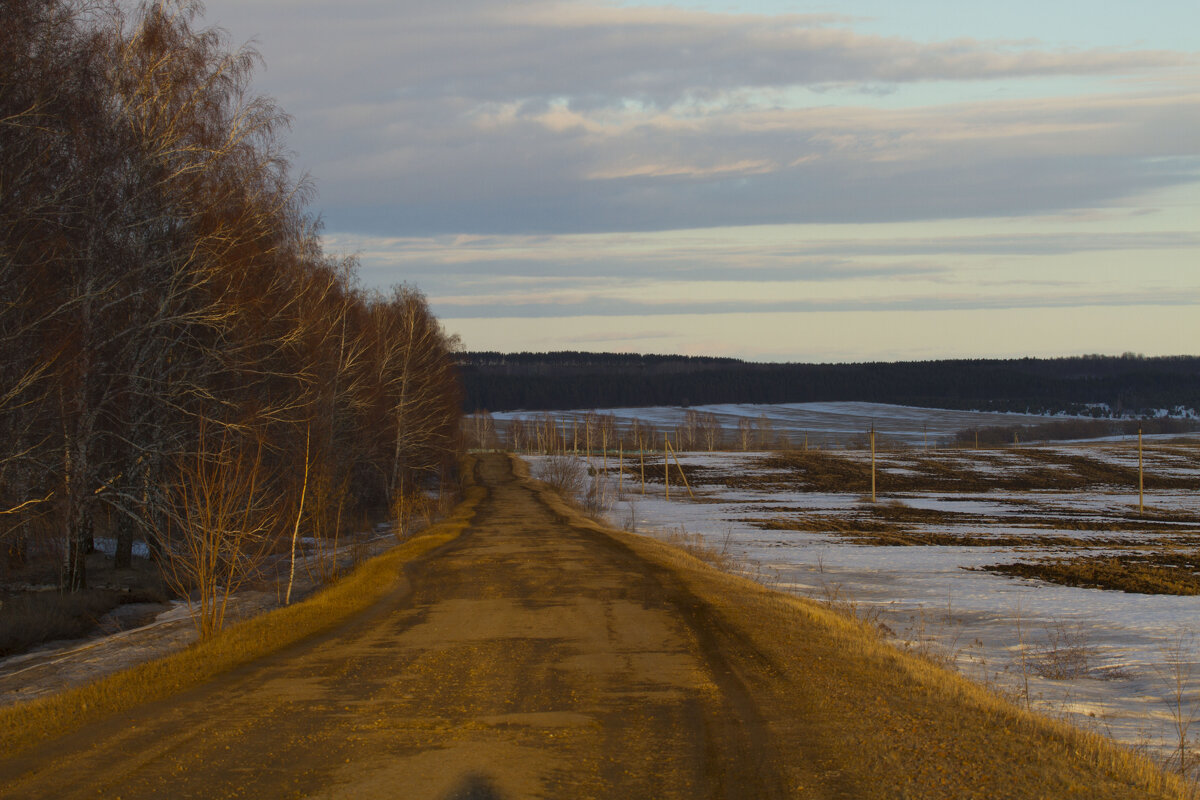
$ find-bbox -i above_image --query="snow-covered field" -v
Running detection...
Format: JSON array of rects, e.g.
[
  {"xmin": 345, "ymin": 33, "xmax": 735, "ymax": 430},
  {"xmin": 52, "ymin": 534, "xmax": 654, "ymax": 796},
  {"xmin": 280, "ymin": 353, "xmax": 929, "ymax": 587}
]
[{"xmin": 520, "ymin": 402, "xmax": 1200, "ymax": 763}]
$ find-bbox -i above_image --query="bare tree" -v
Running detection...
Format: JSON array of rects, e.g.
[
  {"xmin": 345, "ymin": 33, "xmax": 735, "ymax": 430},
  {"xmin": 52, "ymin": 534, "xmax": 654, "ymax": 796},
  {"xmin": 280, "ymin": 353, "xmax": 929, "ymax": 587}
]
[
  {"xmin": 467, "ymin": 410, "xmax": 497, "ymax": 450},
  {"xmin": 161, "ymin": 424, "xmax": 274, "ymax": 640},
  {"xmin": 0, "ymin": 1, "xmax": 465, "ymax": 599},
  {"xmin": 755, "ymin": 413, "xmax": 774, "ymax": 450},
  {"xmin": 698, "ymin": 412, "xmax": 722, "ymax": 451},
  {"xmin": 366, "ymin": 287, "xmax": 460, "ymax": 532},
  {"xmin": 506, "ymin": 418, "xmax": 528, "ymax": 452},
  {"xmin": 737, "ymin": 417, "xmax": 754, "ymax": 451},
  {"xmin": 678, "ymin": 410, "xmax": 700, "ymax": 452}
]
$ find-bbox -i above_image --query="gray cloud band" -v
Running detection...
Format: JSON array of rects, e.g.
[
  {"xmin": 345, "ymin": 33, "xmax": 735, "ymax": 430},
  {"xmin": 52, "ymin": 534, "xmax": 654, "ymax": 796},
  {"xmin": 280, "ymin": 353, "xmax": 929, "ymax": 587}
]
[{"xmin": 201, "ymin": 0, "xmax": 1198, "ymax": 236}]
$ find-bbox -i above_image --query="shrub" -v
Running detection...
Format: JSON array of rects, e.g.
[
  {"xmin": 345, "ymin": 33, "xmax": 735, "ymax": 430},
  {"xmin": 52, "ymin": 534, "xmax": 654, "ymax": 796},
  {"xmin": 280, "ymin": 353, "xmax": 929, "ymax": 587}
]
[{"xmin": 535, "ymin": 455, "xmax": 587, "ymax": 498}]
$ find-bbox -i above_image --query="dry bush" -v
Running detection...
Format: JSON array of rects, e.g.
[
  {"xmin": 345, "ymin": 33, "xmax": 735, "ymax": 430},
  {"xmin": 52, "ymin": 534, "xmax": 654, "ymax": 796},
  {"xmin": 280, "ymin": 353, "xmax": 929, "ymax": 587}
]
[
  {"xmin": 582, "ymin": 474, "xmax": 614, "ymax": 517},
  {"xmin": 1033, "ymin": 620, "xmax": 1097, "ymax": 680},
  {"xmin": 1153, "ymin": 631, "xmax": 1200, "ymax": 779},
  {"xmin": 390, "ymin": 491, "xmax": 435, "ymax": 542},
  {"xmin": 535, "ymin": 454, "xmax": 587, "ymax": 498},
  {"xmin": 658, "ymin": 525, "xmax": 757, "ymax": 579},
  {"xmin": 159, "ymin": 428, "xmax": 275, "ymax": 640},
  {"xmin": 621, "ymin": 499, "xmax": 639, "ymax": 532},
  {"xmin": 898, "ymin": 599, "xmax": 975, "ymax": 669}
]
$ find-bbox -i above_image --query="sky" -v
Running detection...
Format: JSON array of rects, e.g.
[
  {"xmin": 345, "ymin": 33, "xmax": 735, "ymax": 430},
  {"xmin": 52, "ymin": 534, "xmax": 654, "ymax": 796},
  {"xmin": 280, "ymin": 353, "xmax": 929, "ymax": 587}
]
[{"xmin": 200, "ymin": 0, "xmax": 1200, "ymax": 362}]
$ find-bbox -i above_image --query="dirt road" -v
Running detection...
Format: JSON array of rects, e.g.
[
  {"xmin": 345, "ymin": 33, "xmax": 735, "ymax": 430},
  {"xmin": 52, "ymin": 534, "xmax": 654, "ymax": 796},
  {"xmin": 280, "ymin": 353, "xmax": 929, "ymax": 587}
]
[
  {"xmin": 0, "ymin": 454, "xmax": 1179, "ymax": 799},
  {"xmin": 1, "ymin": 455, "xmax": 789, "ymax": 798}
]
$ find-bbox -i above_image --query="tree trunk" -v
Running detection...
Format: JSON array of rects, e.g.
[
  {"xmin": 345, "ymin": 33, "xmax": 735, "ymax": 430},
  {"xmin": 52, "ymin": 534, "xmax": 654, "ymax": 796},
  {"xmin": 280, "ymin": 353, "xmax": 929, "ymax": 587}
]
[
  {"xmin": 114, "ymin": 513, "xmax": 134, "ymax": 568},
  {"xmin": 6, "ymin": 534, "xmax": 27, "ymax": 570},
  {"xmin": 63, "ymin": 432, "xmax": 89, "ymax": 591},
  {"xmin": 141, "ymin": 459, "xmax": 166, "ymax": 565},
  {"xmin": 65, "ymin": 519, "xmax": 88, "ymax": 591}
]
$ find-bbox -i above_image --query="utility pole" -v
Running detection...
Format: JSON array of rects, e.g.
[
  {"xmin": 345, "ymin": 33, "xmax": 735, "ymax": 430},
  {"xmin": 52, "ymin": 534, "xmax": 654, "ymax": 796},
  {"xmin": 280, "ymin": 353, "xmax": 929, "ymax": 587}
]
[
  {"xmin": 664, "ymin": 435, "xmax": 670, "ymax": 501},
  {"xmin": 1138, "ymin": 427, "xmax": 1144, "ymax": 514},
  {"xmin": 870, "ymin": 426, "xmax": 877, "ymax": 503},
  {"xmin": 618, "ymin": 442, "xmax": 623, "ymax": 497}
]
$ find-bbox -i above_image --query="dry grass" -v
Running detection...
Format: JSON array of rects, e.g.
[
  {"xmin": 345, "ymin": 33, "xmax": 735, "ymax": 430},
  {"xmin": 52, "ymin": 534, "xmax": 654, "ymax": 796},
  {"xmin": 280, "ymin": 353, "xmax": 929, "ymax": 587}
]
[
  {"xmin": 0, "ymin": 457, "xmax": 484, "ymax": 758},
  {"xmin": 658, "ymin": 527, "xmax": 740, "ymax": 573},
  {"xmin": 642, "ymin": 547, "xmax": 1189, "ymax": 797},
  {"xmin": 522, "ymin": 456, "xmax": 1191, "ymax": 799},
  {"xmin": 749, "ymin": 513, "xmax": 1194, "ymax": 548}
]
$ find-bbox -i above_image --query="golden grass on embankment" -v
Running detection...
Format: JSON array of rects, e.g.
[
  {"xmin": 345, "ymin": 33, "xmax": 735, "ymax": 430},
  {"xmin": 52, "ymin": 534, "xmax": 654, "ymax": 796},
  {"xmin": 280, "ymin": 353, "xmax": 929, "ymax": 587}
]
[
  {"xmin": 0, "ymin": 458, "xmax": 483, "ymax": 758},
  {"xmin": 515, "ymin": 454, "xmax": 1192, "ymax": 799}
]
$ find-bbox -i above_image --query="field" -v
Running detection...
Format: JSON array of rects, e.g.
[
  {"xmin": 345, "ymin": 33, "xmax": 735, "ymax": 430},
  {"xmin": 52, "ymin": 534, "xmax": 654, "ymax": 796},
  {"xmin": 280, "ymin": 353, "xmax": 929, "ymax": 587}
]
[{"xmin": 518, "ymin": 402, "xmax": 1200, "ymax": 769}]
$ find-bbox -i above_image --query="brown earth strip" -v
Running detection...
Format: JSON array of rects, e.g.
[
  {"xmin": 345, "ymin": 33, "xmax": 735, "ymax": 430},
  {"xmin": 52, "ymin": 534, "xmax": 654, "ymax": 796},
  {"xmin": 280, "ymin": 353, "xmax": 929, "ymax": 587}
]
[
  {"xmin": 723, "ymin": 449, "xmax": 1200, "ymax": 494},
  {"xmin": 0, "ymin": 453, "xmax": 1187, "ymax": 799},
  {"xmin": 980, "ymin": 552, "xmax": 1200, "ymax": 595}
]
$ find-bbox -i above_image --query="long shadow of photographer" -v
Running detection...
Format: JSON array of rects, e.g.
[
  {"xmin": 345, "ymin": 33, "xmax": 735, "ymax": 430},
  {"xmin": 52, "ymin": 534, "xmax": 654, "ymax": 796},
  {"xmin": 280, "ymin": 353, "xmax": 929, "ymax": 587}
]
[{"xmin": 443, "ymin": 772, "xmax": 507, "ymax": 800}]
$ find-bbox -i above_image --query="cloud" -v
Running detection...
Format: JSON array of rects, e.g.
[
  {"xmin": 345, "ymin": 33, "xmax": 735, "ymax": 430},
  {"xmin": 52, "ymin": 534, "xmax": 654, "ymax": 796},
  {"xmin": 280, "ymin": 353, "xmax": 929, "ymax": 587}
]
[
  {"xmin": 201, "ymin": 0, "xmax": 1199, "ymax": 235},
  {"xmin": 214, "ymin": 1, "xmax": 1191, "ymax": 108},
  {"xmin": 429, "ymin": 287, "xmax": 1200, "ymax": 319},
  {"xmin": 315, "ymin": 91, "xmax": 1200, "ymax": 234},
  {"xmin": 331, "ymin": 228, "xmax": 1200, "ymax": 272}
]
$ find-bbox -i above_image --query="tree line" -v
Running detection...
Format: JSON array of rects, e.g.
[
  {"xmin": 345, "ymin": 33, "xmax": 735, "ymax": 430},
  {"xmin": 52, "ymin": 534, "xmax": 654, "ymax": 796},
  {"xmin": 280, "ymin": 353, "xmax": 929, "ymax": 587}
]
[
  {"xmin": 1, "ymin": 0, "xmax": 461, "ymax": 607},
  {"xmin": 460, "ymin": 352, "xmax": 1200, "ymax": 417},
  {"xmin": 956, "ymin": 417, "xmax": 1200, "ymax": 447}
]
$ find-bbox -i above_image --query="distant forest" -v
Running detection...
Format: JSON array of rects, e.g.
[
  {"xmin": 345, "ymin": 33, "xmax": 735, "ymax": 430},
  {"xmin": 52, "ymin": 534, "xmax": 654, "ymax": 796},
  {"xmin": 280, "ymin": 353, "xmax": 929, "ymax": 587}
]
[{"xmin": 459, "ymin": 352, "xmax": 1200, "ymax": 417}]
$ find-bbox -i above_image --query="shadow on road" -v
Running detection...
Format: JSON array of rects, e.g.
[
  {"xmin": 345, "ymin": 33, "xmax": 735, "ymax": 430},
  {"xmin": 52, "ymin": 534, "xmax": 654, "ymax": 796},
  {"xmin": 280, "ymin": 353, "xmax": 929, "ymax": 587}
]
[{"xmin": 443, "ymin": 772, "xmax": 506, "ymax": 800}]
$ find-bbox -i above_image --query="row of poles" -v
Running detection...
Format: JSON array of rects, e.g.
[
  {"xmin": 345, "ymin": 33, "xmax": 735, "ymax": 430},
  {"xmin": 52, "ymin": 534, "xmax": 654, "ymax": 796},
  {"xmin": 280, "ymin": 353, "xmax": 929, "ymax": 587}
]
[
  {"xmin": 601, "ymin": 438, "xmax": 696, "ymax": 501},
  {"xmin": 651, "ymin": 424, "xmax": 1146, "ymax": 513},
  {"xmin": 546, "ymin": 420, "xmax": 1150, "ymax": 513}
]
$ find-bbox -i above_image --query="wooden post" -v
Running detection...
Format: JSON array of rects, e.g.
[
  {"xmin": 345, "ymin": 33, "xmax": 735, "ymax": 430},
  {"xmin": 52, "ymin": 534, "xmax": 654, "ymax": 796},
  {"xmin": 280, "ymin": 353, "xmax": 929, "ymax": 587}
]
[
  {"xmin": 666, "ymin": 440, "xmax": 696, "ymax": 500},
  {"xmin": 285, "ymin": 423, "xmax": 311, "ymax": 606},
  {"xmin": 975, "ymin": 431, "xmax": 979, "ymax": 450},
  {"xmin": 664, "ymin": 436, "xmax": 670, "ymax": 501},
  {"xmin": 870, "ymin": 427, "xmax": 877, "ymax": 503},
  {"xmin": 1138, "ymin": 427, "xmax": 1144, "ymax": 514},
  {"xmin": 640, "ymin": 446, "xmax": 646, "ymax": 496},
  {"xmin": 618, "ymin": 442, "xmax": 624, "ymax": 497},
  {"xmin": 602, "ymin": 424, "xmax": 608, "ymax": 471},
  {"xmin": 803, "ymin": 431, "xmax": 808, "ymax": 451},
  {"xmin": 923, "ymin": 424, "xmax": 928, "ymax": 449}
]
